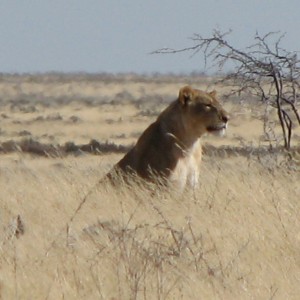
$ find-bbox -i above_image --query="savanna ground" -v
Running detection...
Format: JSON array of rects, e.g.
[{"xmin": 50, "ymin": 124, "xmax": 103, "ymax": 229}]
[{"xmin": 0, "ymin": 73, "xmax": 300, "ymax": 299}]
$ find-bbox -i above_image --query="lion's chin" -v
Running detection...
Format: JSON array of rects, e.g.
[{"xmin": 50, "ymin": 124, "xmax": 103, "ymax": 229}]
[
  {"xmin": 207, "ymin": 125, "xmax": 227, "ymax": 137},
  {"xmin": 212, "ymin": 128, "xmax": 226, "ymax": 137}
]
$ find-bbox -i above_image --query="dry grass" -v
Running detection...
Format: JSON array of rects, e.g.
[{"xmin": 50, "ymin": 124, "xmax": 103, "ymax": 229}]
[{"xmin": 0, "ymin": 74, "xmax": 300, "ymax": 299}]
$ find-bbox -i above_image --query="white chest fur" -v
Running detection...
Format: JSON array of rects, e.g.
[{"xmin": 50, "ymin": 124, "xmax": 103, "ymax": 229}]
[{"xmin": 169, "ymin": 139, "xmax": 202, "ymax": 190}]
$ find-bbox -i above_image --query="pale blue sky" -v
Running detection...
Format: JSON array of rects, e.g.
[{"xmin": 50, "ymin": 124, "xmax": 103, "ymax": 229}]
[{"xmin": 0, "ymin": 0, "xmax": 299, "ymax": 74}]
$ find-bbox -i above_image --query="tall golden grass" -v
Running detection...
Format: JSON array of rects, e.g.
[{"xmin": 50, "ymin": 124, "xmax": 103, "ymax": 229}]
[
  {"xmin": 0, "ymin": 74, "xmax": 299, "ymax": 299},
  {"xmin": 1, "ymin": 152, "xmax": 299, "ymax": 299}
]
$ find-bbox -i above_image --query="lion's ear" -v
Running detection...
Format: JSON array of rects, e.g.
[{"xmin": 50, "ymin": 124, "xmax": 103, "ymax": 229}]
[
  {"xmin": 209, "ymin": 90, "xmax": 217, "ymax": 97},
  {"xmin": 179, "ymin": 86, "xmax": 194, "ymax": 106}
]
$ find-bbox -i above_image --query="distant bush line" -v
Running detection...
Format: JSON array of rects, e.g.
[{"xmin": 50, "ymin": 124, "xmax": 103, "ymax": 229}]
[{"xmin": 1, "ymin": 138, "xmax": 299, "ymax": 161}]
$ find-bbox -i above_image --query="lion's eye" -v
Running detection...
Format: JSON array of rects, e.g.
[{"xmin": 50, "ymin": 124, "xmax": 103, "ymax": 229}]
[{"xmin": 204, "ymin": 104, "xmax": 212, "ymax": 110}]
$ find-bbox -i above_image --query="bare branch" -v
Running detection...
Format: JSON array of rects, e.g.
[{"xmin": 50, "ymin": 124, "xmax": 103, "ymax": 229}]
[{"xmin": 153, "ymin": 29, "xmax": 300, "ymax": 149}]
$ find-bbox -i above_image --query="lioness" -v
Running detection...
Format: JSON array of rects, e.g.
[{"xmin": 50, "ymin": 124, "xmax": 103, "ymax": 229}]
[{"xmin": 106, "ymin": 86, "xmax": 229, "ymax": 190}]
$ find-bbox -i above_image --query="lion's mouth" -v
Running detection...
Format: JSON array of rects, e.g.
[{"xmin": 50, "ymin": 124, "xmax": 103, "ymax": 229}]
[{"xmin": 207, "ymin": 124, "xmax": 227, "ymax": 132}]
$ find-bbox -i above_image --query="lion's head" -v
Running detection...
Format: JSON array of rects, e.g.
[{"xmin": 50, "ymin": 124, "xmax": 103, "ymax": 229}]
[{"xmin": 178, "ymin": 86, "xmax": 229, "ymax": 138}]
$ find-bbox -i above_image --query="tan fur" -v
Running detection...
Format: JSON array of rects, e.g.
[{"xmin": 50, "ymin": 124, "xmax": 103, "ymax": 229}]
[{"xmin": 106, "ymin": 86, "xmax": 229, "ymax": 189}]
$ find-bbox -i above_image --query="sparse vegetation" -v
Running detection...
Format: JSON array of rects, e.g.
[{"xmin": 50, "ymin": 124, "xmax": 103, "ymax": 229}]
[{"xmin": 0, "ymin": 73, "xmax": 299, "ymax": 299}]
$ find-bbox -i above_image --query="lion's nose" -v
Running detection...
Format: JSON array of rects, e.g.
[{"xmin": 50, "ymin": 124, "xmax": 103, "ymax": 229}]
[{"xmin": 221, "ymin": 113, "xmax": 230, "ymax": 123}]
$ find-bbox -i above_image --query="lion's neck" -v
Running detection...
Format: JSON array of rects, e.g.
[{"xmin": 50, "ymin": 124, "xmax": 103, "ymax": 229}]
[{"xmin": 159, "ymin": 101, "xmax": 201, "ymax": 151}]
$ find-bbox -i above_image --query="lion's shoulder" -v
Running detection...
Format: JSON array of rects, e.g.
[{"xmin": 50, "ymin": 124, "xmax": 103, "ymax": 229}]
[{"xmin": 117, "ymin": 119, "xmax": 178, "ymax": 178}]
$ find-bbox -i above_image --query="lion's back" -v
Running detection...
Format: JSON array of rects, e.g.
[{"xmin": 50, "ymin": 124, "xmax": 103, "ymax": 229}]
[{"xmin": 113, "ymin": 121, "xmax": 176, "ymax": 179}]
